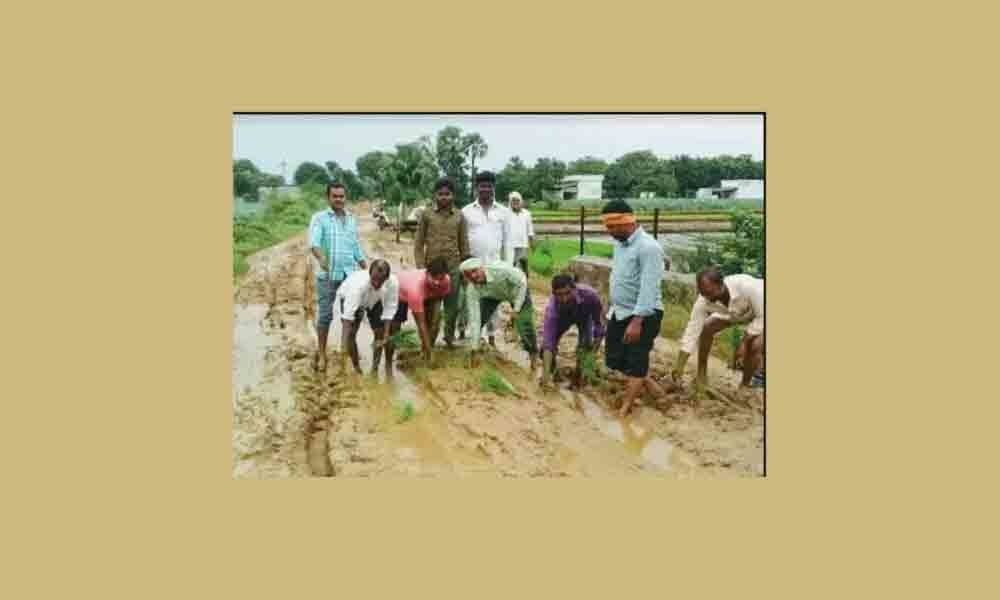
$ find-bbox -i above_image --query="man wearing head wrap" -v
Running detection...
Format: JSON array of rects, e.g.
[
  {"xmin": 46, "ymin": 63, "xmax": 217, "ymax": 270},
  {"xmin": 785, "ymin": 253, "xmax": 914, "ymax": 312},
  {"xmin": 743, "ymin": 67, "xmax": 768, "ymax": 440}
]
[
  {"xmin": 601, "ymin": 199, "xmax": 668, "ymax": 417},
  {"xmin": 507, "ymin": 191, "xmax": 534, "ymax": 277},
  {"xmin": 671, "ymin": 266, "xmax": 764, "ymax": 409},
  {"xmin": 459, "ymin": 257, "xmax": 539, "ymax": 372}
]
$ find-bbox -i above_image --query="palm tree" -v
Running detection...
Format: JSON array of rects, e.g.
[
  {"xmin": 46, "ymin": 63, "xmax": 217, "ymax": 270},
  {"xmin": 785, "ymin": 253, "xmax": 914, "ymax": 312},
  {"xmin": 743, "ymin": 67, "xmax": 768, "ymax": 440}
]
[{"xmin": 462, "ymin": 133, "xmax": 488, "ymax": 198}]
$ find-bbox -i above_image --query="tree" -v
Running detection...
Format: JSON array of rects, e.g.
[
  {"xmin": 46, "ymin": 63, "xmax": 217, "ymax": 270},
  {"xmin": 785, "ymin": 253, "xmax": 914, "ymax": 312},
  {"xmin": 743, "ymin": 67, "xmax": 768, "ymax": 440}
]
[
  {"xmin": 293, "ymin": 161, "xmax": 331, "ymax": 186},
  {"xmin": 356, "ymin": 151, "xmax": 395, "ymax": 199},
  {"xmin": 435, "ymin": 126, "xmax": 471, "ymax": 202},
  {"xmin": 567, "ymin": 156, "xmax": 609, "ymax": 175},
  {"xmin": 322, "ymin": 161, "xmax": 365, "ymax": 200},
  {"xmin": 233, "ymin": 159, "xmax": 260, "ymax": 199},
  {"xmin": 604, "ymin": 150, "xmax": 677, "ymax": 199},
  {"xmin": 462, "ymin": 133, "xmax": 488, "ymax": 203},
  {"xmin": 233, "ymin": 159, "xmax": 284, "ymax": 200},
  {"xmin": 496, "ymin": 156, "xmax": 532, "ymax": 203},
  {"xmin": 387, "ymin": 142, "xmax": 439, "ymax": 207},
  {"xmin": 529, "ymin": 157, "xmax": 567, "ymax": 202},
  {"xmin": 667, "ymin": 154, "xmax": 763, "ymax": 196}
]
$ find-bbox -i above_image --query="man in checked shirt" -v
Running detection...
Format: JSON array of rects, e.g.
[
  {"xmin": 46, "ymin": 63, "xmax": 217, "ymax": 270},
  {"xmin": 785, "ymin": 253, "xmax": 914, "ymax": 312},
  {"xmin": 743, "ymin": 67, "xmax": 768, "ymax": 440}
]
[{"xmin": 308, "ymin": 182, "xmax": 367, "ymax": 372}]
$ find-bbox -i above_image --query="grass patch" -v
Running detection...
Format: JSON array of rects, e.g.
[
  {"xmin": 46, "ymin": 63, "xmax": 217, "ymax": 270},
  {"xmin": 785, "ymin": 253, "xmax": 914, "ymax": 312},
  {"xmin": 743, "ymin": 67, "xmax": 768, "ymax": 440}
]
[
  {"xmin": 480, "ymin": 369, "xmax": 517, "ymax": 396},
  {"xmin": 527, "ymin": 239, "xmax": 613, "ymax": 277},
  {"xmin": 579, "ymin": 351, "xmax": 603, "ymax": 386},
  {"xmin": 395, "ymin": 401, "xmax": 415, "ymax": 423},
  {"xmin": 389, "ymin": 327, "xmax": 420, "ymax": 351}
]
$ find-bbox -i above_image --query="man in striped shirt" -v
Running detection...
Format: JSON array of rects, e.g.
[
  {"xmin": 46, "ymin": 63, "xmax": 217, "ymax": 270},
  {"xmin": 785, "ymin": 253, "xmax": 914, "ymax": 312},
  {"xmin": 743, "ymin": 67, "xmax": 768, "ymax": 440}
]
[{"xmin": 309, "ymin": 182, "xmax": 367, "ymax": 372}]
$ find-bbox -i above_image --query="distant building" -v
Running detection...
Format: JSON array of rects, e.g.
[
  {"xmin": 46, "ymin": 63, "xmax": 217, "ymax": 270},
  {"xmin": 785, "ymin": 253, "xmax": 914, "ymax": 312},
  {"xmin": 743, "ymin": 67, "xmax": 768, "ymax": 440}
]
[
  {"xmin": 695, "ymin": 179, "xmax": 763, "ymax": 199},
  {"xmin": 559, "ymin": 175, "xmax": 604, "ymax": 201}
]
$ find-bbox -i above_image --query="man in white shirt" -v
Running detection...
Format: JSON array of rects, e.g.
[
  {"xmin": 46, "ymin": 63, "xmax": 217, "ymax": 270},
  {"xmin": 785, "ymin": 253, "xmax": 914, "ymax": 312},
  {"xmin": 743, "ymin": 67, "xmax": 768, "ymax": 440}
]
[
  {"xmin": 670, "ymin": 266, "xmax": 764, "ymax": 406},
  {"xmin": 335, "ymin": 259, "xmax": 400, "ymax": 377},
  {"xmin": 507, "ymin": 191, "xmax": 534, "ymax": 277},
  {"xmin": 461, "ymin": 171, "xmax": 511, "ymax": 346}
]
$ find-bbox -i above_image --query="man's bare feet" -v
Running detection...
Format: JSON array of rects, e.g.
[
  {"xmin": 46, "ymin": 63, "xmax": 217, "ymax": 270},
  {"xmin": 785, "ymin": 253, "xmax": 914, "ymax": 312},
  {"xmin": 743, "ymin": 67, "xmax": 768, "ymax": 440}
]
[
  {"xmin": 618, "ymin": 399, "xmax": 634, "ymax": 419},
  {"xmin": 314, "ymin": 352, "xmax": 327, "ymax": 373},
  {"xmin": 736, "ymin": 386, "xmax": 762, "ymax": 411},
  {"xmin": 488, "ymin": 335, "xmax": 496, "ymax": 348}
]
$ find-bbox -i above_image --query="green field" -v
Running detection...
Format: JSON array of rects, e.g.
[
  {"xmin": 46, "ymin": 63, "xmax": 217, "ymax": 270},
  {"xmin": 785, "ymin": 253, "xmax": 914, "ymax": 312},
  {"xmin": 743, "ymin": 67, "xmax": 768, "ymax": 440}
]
[
  {"xmin": 527, "ymin": 239, "xmax": 613, "ymax": 276},
  {"xmin": 531, "ymin": 212, "xmax": 738, "ymax": 223}
]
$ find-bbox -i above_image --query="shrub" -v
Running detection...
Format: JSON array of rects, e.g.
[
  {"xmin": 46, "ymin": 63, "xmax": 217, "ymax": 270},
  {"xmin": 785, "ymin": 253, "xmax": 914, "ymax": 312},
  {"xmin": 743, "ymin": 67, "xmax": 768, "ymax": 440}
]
[
  {"xmin": 672, "ymin": 208, "xmax": 764, "ymax": 278},
  {"xmin": 232, "ymin": 187, "xmax": 326, "ymax": 279}
]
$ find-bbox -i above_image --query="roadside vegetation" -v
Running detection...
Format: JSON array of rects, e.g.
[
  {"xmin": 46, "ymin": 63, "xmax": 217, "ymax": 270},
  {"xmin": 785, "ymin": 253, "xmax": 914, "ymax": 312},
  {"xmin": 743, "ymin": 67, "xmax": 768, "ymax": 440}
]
[{"xmin": 232, "ymin": 184, "xmax": 328, "ymax": 279}]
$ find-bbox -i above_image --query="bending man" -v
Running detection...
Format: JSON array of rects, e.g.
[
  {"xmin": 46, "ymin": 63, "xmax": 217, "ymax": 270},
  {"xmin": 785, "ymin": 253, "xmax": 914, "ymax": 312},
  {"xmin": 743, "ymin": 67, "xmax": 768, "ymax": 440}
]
[
  {"xmin": 459, "ymin": 257, "xmax": 539, "ymax": 372},
  {"xmin": 539, "ymin": 274, "xmax": 606, "ymax": 389},
  {"xmin": 671, "ymin": 266, "xmax": 764, "ymax": 405}
]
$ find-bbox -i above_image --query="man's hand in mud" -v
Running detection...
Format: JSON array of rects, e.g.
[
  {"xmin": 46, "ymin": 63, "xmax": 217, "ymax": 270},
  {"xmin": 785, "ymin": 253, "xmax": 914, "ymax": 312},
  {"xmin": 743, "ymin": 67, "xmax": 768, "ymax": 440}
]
[{"xmin": 623, "ymin": 316, "xmax": 643, "ymax": 344}]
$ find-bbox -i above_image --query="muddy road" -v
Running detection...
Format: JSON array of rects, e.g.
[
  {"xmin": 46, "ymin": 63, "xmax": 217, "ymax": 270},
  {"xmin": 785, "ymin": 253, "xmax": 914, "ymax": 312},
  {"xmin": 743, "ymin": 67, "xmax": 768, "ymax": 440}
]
[{"xmin": 231, "ymin": 205, "xmax": 764, "ymax": 478}]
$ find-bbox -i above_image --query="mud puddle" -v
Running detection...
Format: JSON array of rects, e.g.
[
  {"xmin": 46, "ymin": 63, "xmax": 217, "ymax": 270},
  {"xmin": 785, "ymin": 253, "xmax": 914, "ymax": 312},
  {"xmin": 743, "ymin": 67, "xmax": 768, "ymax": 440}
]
[
  {"xmin": 563, "ymin": 390, "xmax": 700, "ymax": 475},
  {"xmin": 476, "ymin": 318, "xmax": 698, "ymax": 475},
  {"xmin": 232, "ymin": 303, "xmax": 291, "ymax": 404}
]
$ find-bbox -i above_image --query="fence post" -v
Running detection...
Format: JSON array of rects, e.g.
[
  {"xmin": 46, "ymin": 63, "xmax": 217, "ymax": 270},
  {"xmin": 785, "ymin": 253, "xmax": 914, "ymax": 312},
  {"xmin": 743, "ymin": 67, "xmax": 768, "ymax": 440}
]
[
  {"xmin": 653, "ymin": 208, "xmax": 660, "ymax": 239},
  {"xmin": 396, "ymin": 202, "xmax": 402, "ymax": 243},
  {"xmin": 579, "ymin": 206, "xmax": 585, "ymax": 255}
]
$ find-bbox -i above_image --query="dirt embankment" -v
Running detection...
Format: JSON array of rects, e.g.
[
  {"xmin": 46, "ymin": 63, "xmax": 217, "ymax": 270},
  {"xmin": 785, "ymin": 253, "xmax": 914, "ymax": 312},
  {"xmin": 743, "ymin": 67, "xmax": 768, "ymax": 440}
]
[{"xmin": 231, "ymin": 206, "xmax": 764, "ymax": 478}]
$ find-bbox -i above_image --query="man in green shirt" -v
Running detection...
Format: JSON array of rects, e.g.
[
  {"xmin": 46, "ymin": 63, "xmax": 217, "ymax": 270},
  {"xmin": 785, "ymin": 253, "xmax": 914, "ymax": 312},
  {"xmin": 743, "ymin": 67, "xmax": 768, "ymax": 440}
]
[
  {"xmin": 414, "ymin": 178, "xmax": 470, "ymax": 349},
  {"xmin": 459, "ymin": 257, "xmax": 539, "ymax": 372}
]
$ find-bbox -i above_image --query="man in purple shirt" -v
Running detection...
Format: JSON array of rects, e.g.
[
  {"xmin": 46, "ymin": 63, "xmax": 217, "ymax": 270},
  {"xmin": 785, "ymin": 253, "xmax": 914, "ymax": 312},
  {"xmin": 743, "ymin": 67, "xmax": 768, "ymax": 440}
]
[{"xmin": 540, "ymin": 274, "xmax": 607, "ymax": 389}]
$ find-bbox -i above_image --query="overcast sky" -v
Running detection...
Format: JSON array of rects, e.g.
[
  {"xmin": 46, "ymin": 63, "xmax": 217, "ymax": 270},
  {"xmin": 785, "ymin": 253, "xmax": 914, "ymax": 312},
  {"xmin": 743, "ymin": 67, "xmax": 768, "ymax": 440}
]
[{"xmin": 232, "ymin": 114, "xmax": 763, "ymax": 180}]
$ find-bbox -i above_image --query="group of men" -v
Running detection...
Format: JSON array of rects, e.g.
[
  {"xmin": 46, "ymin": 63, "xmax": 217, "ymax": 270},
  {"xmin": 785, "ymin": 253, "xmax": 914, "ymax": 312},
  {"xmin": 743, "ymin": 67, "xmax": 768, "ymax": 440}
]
[
  {"xmin": 308, "ymin": 173, "xmax": 764, "ymax": 417},
  {"xmin": 308, "ymin": 172, "xmax": 539, "ymax": 377}
]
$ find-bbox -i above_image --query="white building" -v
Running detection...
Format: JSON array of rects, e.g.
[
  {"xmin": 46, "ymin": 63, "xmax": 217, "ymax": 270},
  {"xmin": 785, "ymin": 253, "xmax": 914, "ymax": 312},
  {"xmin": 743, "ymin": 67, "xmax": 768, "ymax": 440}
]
[
  {"xmin": 559, "ymin": 175, "xmax": 604, "ymax": 201},
  {"xmin": 696, "ymin": 179, "xmax": 763, "ymax": 199}
]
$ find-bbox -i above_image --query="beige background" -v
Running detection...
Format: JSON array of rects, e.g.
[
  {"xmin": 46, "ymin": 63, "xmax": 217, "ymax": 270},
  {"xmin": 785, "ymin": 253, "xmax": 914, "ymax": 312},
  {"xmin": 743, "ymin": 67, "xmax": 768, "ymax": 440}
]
[{"xmin": 3, "ymin": 1, "xmax": 995, "ymax": 597}]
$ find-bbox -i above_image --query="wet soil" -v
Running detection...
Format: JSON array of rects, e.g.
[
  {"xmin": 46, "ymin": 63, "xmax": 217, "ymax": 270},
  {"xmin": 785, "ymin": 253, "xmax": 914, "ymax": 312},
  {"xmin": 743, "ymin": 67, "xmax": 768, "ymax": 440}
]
[{"xmin": 231, "ymin": 204, "xmax": 764, "ymax": 478}]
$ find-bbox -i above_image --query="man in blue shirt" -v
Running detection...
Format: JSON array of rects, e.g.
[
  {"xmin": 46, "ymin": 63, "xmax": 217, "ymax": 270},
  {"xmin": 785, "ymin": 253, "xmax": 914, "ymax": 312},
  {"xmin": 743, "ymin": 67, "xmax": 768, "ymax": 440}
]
[
  {"xmin": 309, "ymin": 182, "xmax": 367, "ymax": 372},
  {"xmin": 602, "ymin": 199, "xmax": 667, "ymax": 417}
]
